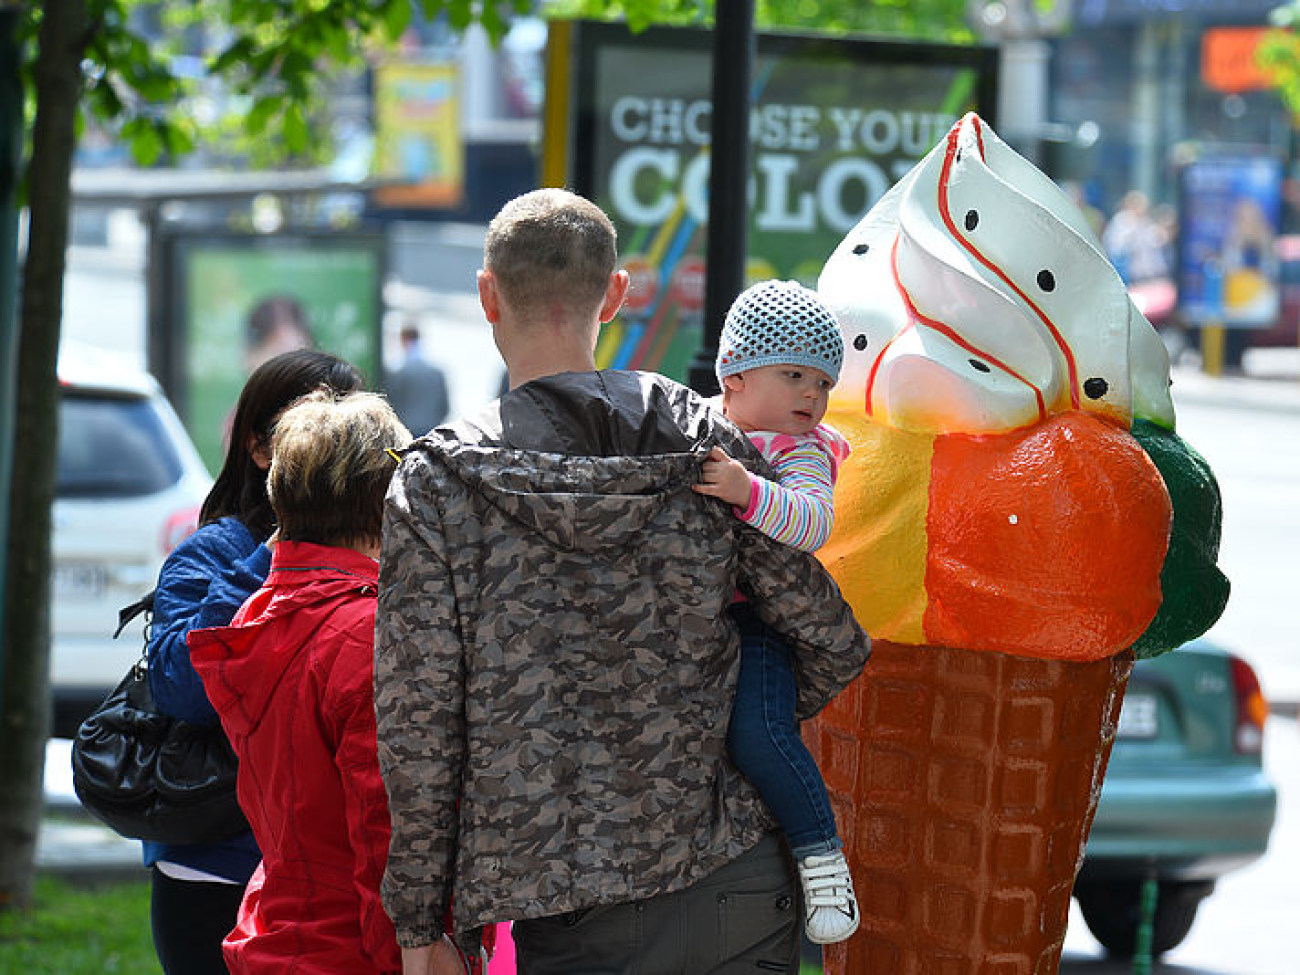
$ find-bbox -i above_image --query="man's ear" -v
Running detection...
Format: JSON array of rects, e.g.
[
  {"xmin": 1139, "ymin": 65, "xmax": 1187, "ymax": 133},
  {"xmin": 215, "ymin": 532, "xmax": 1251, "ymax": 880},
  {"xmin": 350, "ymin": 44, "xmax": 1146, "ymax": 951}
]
[
  {"xmin": 597, "ymin": 269, "xmax": 630, "ymax": 324},
  {"xmin": 477, "ymin": 269, "xmax": 501, "ymax": 324}
]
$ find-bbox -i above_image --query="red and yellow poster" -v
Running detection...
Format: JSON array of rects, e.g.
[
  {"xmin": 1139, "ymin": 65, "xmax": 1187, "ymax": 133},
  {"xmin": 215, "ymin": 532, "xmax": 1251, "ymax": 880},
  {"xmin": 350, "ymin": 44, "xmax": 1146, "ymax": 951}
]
[{"xmin": 373, "ymin": 61, "xmax": 463, "ymax": 209}]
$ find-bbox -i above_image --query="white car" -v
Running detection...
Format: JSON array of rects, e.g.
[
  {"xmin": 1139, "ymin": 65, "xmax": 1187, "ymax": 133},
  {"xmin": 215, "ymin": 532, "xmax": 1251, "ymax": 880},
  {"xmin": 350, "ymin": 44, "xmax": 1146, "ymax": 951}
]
[{"xmin": 51, "ymin": 345, "xmax": 212, "ymax": 738}]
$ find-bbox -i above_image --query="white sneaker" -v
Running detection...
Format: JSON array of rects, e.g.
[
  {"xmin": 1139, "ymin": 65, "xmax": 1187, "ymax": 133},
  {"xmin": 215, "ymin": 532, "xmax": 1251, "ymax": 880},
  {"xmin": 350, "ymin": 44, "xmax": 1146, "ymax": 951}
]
[{"xmin": 797, "ymin": 851, "xmax": 860, "ymax": 944}]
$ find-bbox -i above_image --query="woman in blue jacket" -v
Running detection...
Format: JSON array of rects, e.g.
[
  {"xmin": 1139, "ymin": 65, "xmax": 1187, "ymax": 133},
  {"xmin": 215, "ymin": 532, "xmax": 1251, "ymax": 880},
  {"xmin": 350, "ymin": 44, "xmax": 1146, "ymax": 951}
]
[{"xmin": 145, "ymin": 348, "xmax": 363, "ymax": 975}]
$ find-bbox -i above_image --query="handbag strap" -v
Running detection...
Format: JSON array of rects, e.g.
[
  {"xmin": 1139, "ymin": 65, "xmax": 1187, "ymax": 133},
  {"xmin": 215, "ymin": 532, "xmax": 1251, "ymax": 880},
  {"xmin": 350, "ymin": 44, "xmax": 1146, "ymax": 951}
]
[
  {"xmin": 114, "ymin": 589, "xmax": 155, "ymax": 639},
  {"xmin": 115, "ymin": 590, "xmax": 155, "ymax": 674}
]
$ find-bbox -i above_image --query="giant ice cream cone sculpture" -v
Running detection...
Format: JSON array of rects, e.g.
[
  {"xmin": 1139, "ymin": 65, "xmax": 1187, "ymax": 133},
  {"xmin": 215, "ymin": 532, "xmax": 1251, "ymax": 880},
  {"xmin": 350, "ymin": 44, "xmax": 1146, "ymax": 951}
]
[{"xmin": 805, "ymin": 114, "xmax": 1229, "ymax": 974}]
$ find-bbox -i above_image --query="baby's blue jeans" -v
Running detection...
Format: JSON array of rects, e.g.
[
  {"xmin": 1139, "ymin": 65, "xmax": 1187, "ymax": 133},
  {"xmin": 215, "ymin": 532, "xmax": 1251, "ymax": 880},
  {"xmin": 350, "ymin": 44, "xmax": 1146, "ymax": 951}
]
[{"xmin": 727, "ymin": 604, "xmax": 841, "ymax": 860}]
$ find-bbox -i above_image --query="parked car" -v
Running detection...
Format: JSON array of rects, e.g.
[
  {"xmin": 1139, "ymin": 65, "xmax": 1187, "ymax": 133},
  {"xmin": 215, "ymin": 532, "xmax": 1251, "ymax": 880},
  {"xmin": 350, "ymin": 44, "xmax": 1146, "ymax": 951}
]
[
  {"xmin": 50, "ymin": 344, "xmax": 211, "ymax": 739},
  {"xmin": 1073, "ymin": 639, "xmax": 1277, "ymax": 958}
]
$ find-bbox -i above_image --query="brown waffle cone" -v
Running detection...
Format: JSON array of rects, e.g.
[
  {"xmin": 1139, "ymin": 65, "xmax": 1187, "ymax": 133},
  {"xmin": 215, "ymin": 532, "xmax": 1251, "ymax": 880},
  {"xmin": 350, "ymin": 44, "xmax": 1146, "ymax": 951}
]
[{"xmin": 804, "ymin": 640, "xmax": 1134, "ymax": 975}]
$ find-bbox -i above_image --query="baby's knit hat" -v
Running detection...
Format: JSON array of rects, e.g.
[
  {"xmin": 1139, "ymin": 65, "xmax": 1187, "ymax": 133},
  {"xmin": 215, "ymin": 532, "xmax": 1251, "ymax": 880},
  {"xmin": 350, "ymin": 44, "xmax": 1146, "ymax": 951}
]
[{"xmin": 715, "ymin": 280, "xmax": 844, "ymax": 384}]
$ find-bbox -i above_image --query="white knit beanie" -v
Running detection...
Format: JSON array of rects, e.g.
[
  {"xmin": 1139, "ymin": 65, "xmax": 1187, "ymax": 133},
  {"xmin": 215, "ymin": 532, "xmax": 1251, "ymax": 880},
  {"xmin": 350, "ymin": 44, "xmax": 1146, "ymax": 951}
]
[{"xmin": 715, "ymin": 280, "xmax": 843, "ymax": 385}]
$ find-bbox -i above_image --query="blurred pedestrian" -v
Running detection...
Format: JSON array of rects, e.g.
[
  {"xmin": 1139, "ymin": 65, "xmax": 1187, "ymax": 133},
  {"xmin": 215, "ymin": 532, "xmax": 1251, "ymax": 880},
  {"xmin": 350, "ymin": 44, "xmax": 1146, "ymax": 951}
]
[
  {"xmin": 145, "ymin": 349, "xmax": 363, "ymax": 975},
  {"xmin": 1103, "ymin": 191, "xmax": 1169, "ymax": 283},
  {"xmin": 385, "ymin": 320, "xmax": 450, "ymax": 435},
  {"xmin": 1063, "ymin": 181, "xmax": 1106, "ymax": 242},
  {"xmin": 374, "ymin": 188, "xmax": 869, "ymax": 975}
]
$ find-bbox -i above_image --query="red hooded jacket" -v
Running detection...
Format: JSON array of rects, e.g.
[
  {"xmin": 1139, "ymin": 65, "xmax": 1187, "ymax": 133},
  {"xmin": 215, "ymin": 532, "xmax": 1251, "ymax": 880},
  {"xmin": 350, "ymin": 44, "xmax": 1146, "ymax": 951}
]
[{"xmin": 189, "ymin": 541, "xmax": 399, "ymax": 974}]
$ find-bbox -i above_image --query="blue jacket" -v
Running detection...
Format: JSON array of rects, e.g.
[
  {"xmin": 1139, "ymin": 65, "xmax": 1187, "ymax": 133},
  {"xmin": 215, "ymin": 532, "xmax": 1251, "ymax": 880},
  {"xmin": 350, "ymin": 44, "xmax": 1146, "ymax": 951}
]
[{"xmin": 142, "ymin": 516, "xmax": 268, "ymax": 882}]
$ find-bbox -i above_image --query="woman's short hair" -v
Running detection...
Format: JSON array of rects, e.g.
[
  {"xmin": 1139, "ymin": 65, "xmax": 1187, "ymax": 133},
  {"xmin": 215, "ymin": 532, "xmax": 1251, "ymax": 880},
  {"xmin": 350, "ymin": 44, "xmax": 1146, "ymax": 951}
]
[
  {"xmin": 202, "ymin": 349, "xmax": 365, "ymax": 540},
  {"xmin": 484, "ymin": 188, "xmax": 617, "ymax": 317},
  {"xmin": 268, "ymin": 390, "xmax": 411, "ymax": 548}
]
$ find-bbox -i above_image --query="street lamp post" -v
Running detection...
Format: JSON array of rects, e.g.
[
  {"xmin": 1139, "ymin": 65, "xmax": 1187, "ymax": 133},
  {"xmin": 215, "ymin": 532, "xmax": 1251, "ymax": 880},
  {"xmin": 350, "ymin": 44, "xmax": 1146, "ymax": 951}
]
[
  {"xmin": 686, "ymin": 0, "xmax": 754, "ymax": 396},
  {"xmin": 969, "ymin": 0, "xmax": 1069, "ymax": 164}
]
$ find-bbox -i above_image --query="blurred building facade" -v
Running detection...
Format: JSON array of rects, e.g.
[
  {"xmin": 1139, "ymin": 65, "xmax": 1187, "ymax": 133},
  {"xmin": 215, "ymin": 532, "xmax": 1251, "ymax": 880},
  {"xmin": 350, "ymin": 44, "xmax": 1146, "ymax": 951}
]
[{"xmin": 1048, "ymin": 0, "xmax": 1291, "ymax": 223}]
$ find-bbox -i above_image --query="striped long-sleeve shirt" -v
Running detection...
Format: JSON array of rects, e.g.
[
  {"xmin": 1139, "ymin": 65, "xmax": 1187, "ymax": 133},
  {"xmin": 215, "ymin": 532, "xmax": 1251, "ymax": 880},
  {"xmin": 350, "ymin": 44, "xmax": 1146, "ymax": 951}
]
[{"xmin": 738, "ymin": 424, "xmax": 851, "ymax": 553}]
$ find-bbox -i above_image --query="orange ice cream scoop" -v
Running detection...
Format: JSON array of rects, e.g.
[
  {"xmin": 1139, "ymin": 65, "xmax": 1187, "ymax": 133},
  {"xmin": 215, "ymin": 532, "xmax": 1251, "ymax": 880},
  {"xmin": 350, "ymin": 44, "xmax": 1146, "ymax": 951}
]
[
  {"xmin": 923, "ymin": 410, "xmax": 1170, "ymax": 660},
  {"xmin": 819, "ymin": 410, "xmax": 1171, "ymax": 661}
]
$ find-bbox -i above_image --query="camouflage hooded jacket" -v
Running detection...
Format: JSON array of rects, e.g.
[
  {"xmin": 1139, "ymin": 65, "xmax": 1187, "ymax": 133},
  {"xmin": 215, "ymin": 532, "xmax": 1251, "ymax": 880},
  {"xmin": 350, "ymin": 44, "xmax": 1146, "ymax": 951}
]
[{"xmin": 374, "ymin": 370, "xmax": 870, "ymax": 949}]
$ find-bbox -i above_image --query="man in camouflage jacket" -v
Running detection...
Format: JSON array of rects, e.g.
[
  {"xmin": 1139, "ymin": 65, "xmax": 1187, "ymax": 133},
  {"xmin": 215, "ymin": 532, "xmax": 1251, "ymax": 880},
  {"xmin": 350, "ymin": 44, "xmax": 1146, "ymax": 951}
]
[{"xmin": 375, "ymin": 189, "xmax": 870, "ymax": 975}]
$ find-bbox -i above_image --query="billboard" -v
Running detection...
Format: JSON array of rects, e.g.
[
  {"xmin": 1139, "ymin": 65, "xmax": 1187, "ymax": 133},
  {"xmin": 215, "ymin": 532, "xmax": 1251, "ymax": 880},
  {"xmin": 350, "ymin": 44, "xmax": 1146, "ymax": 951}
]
[
  {"xmin": 555, "ymin": 22, "xmax": 998, "ymax": 381},
  {"xmin": 156, "ymin": 232, "xmax": 385, "ymax": 472},
  {"xmin": 372, "ymin": 60, "xmax": 464, "ymax": 210},
  {"xmin": 1178, "ymin": 155, "xmax": 1283, "ymax": 328}
]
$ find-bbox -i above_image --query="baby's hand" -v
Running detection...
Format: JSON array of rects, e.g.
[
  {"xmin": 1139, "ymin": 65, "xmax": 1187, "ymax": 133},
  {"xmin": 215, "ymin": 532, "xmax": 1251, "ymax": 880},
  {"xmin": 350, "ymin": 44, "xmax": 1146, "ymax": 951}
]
[{"xmin": 693, "ymin": 446, "xmax": 753, "ymax": 508}]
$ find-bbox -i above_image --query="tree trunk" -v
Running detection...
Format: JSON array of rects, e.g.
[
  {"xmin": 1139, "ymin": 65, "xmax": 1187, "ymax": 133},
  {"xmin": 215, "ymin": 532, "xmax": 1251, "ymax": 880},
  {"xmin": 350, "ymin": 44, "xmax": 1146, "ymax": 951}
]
[{"xmin": 0, "ymin": 0, "xmax": 88, "ymax": 910}]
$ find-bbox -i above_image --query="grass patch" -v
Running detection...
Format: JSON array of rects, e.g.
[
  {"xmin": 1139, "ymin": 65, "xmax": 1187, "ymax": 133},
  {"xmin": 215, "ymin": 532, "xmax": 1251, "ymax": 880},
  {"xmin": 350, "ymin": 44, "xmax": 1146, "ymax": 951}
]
[
  {"xmin": 0, "ymin": 874, "xmax": 825, "ymax": 975},
  {"xmin": 0, "ymin": 874, "xmax": 158, "ymax": 974}
]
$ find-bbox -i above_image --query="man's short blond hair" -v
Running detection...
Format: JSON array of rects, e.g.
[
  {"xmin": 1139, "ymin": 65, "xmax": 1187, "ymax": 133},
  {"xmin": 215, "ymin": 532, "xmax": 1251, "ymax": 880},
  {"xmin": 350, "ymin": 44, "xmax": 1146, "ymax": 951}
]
[
  {"xmin": 484, "ymin": 188, "xmax": 617, "ymax": 317},
  {"xmin": 269, "ymin": 390, "xmax": 411, "ymax": 548}
]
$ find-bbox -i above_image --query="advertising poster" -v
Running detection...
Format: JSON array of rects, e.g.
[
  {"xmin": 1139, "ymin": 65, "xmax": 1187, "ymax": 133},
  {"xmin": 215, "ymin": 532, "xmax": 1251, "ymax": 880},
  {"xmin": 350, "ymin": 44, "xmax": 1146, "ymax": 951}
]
[
  {"xmin": 373, "ymin": 60, "xmax": 463, "ymax": 209},
  {"xmin": 1178, "ymin": 155, "xmax": 1283, "ymax": 327},
  {"xmin": 566, "ymin": 23, "xmax": 997, "ymax": 381},
  {"xmin": 160, "ymin": 233, "xmax": 385, "ymax": 472}
]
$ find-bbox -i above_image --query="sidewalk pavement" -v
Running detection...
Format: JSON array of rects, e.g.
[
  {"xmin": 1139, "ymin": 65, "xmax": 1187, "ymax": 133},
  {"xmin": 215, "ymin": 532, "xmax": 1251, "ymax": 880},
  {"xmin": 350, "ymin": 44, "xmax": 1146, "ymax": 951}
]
[
  {"xmin": 1167, "ymin": 345, "xmax": 1300, "ymax": 715},
  {"xmin": 1170, "ymin": 347, "xmax": 1300, "ymax": 415}
]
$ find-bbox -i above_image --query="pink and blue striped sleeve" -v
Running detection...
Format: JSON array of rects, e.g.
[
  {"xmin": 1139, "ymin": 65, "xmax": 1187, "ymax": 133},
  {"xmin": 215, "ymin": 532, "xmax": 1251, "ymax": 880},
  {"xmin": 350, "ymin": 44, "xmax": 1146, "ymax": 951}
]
[{"xmin": 736, "ymin": 439, "xmax": 837, "ymax": 553}]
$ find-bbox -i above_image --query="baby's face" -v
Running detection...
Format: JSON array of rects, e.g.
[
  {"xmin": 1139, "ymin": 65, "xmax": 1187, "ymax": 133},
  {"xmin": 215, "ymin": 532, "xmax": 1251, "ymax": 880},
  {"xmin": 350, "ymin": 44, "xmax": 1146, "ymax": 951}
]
[{"xmin": 724, "ymin": 364, "xmax": 835, "ymax": 436}]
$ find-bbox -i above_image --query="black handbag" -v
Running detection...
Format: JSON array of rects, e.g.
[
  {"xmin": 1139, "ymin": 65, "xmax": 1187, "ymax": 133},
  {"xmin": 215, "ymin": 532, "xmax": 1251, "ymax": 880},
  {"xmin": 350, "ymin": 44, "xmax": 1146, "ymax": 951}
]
[{"xmin": 70, "ymin": 592, "xmax": 250, "ymax": 845}]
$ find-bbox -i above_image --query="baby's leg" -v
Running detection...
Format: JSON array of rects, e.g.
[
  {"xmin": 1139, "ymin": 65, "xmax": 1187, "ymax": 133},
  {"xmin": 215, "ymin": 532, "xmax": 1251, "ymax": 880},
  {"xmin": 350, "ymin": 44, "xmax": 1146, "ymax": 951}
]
[
  {"xmin": 727, "ymin": 605, "xmax": 859, "ymax": 945},
  {"xmin": 727, "ymin": 613, "xmax": 840, "ymax": 855}
]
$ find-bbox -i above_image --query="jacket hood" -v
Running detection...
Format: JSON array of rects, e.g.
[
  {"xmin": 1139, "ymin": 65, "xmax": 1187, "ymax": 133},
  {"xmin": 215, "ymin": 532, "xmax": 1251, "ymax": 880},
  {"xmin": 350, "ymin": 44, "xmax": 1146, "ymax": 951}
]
[
  {"xmin": 188, "ymin": 542, "xmax": 378, "ymax": 736},
  {"xmin": 407, "ymin": 370, "xmax": 764, "ymax": 553},
  {"xmin": 417, "ymin": 440, "xmax": 710, "ymax": 552}
]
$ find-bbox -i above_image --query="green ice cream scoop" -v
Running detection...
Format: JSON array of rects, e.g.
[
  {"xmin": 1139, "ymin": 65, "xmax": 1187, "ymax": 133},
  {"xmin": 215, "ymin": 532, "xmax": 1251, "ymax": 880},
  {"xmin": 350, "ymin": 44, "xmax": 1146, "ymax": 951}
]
[{"xmin": 1131, "ymin": 418, "xmax": 1231, "ymax": 659}]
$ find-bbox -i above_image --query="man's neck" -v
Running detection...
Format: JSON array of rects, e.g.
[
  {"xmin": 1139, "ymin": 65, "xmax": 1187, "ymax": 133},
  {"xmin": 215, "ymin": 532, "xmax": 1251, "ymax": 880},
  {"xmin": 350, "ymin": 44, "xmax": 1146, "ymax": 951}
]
[
  {"xmin": 506, "ymin": 351, "xmax": 598, "ymax": 389},
  {"xmin": 501, "ymin": 317, "xmax": 600, "ymax": 390}
]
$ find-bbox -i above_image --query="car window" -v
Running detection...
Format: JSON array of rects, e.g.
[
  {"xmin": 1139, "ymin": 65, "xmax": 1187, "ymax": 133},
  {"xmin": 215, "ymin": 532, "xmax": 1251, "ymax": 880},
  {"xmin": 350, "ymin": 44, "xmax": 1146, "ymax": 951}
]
[{"xmin": 57, "ymin": 390, "xmax": 184, "ymax": 498}]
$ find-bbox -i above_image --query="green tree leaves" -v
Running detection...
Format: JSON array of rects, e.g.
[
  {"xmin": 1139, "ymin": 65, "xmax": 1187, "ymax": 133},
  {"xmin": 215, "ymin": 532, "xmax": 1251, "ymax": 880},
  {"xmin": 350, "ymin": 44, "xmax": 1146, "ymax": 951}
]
[
  {"xmin": 1259, "ymin": 3, "xmax": 1300, "ymax": 121},
  {"xmin": 551, "ymin": 0, "xmax": 974, "ymax": 41}
]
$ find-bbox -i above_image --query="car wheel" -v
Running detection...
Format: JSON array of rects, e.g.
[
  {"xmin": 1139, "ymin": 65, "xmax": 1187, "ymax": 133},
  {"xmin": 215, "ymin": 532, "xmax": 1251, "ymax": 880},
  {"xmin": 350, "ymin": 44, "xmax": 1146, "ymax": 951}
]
[{"xmin": 1075, "ymin": 880, "xmax": 1213, "ymax": 958}]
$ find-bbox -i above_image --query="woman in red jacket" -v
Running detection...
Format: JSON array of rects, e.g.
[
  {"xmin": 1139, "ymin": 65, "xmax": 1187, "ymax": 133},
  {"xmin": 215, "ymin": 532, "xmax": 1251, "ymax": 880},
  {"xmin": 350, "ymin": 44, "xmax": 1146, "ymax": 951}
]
[{"xmin": 189, "ymin": 390, "xmax": 466, "ymax": 975}]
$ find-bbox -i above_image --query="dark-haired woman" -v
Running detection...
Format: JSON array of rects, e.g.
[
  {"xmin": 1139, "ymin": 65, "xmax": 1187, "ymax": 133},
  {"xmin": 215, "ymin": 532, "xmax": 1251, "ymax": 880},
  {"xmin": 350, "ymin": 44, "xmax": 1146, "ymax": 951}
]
[{"xmin": 144, "ymin": 348, "xmax": 364, "ymax": 975}]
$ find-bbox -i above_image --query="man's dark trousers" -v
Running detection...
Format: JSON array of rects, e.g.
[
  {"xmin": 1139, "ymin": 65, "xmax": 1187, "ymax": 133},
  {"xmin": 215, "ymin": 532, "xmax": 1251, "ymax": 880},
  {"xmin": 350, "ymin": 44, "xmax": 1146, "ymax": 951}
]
[{"xmin": 512, "ymin": 832, "xmax": 801, "ymax": 974}]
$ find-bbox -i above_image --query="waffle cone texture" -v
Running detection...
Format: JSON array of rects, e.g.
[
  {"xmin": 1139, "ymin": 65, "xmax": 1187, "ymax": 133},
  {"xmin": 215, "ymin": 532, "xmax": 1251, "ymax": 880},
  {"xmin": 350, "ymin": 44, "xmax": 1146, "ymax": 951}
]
[{"xmin": 804, "ymin": 641, "xmax": 1133, "ymax": 975}]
